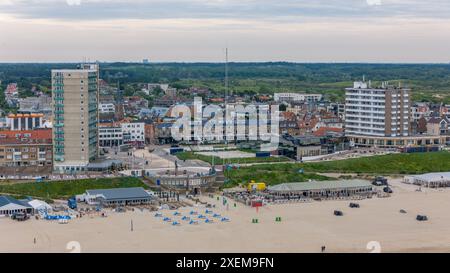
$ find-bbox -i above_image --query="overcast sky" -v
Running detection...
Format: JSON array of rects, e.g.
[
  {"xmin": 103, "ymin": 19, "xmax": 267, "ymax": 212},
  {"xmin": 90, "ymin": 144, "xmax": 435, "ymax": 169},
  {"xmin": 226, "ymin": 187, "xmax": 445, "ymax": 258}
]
[{"xmin": 1, "ymin": 0, "xmax": 450, "ymax": 62}]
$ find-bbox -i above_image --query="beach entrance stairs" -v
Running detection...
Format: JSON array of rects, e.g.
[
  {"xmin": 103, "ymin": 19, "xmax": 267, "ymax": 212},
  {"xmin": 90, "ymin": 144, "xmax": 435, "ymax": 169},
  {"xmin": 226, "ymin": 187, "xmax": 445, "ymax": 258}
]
[{"xmin": 204, "ymin": 170, "xmax": 224, "ymax": 193}]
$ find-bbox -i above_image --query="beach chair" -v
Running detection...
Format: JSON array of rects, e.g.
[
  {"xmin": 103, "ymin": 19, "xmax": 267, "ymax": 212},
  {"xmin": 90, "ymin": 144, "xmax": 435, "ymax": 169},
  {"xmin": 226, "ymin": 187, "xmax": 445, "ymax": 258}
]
[
  {"xmin": 205, "ymin": 209, "xmax": 213, "ymax": 214},
  {"xmin": 173, "ymin": 211, "xmax": 181, "ymax": 216},
  {"xmin": 213, "ymin": 213, "xmax": 221, "ymax": 218},
  {"xmin": 181, "ymin": 216, "xmax": 190, "ymax": 221},
  {"xmin": 198, "ymin": 214, "xmax": 206, "ymax": 219},
  {"xmin": 163, "ymin": 217, "xmax": 172, "ymax": 222},
  {"xmin": 189, "ymin": 220, "xmax": 198, "ymax": 225},
  {"xmin": 221, "ymin": 217, "xmax": 230, "ymax": 222},
  {"xmin": 154, "ymin": 213, "xmax": 162, "ymax": 217},
  {"xmin": 205, "ymin": 219, "xmax": 214, "ymax": 223},
  {"xmin": 172, "ymin": 221, "xmax": 180, "ymax": 226},
  {"xmin": 189, "ymin": 211, "xmax": 198, "ymax": 215}
]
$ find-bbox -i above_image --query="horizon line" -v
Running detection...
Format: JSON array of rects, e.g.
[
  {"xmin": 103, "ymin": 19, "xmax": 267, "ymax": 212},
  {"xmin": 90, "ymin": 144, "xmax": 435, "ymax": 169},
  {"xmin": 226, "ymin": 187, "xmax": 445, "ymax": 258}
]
[{"xmin": 1, "ymin": 61, "xmax": 450, "ymax": 65}]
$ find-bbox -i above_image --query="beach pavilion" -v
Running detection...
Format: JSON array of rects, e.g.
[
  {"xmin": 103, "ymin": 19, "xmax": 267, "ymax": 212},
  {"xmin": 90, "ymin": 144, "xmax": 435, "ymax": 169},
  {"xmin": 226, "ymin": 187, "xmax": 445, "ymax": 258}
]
[
  {"xmin": 0, "ymin": 196, "xmax": 34, "ymax": 216},
  {"xmin": 404, "ymin": 172, "xmax": 450, "ymax": 188},
  {"xmin": 267, "ymin": 180, "xmax": 374, "ymax": 200}
]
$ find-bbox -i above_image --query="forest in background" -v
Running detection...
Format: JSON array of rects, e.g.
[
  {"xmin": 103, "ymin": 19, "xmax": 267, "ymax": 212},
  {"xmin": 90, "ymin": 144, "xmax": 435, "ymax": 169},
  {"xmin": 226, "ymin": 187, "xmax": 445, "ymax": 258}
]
[{"xmin": 1, "ymin": 62, "xmax": 450, "ymax": 106}]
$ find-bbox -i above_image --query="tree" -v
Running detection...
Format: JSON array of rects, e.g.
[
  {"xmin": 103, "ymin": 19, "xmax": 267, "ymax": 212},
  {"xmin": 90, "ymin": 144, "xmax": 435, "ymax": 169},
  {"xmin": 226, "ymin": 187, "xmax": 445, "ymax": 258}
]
[{"xmin": 124, "ymin": 85, "xmax": 135, "ymax": 96}]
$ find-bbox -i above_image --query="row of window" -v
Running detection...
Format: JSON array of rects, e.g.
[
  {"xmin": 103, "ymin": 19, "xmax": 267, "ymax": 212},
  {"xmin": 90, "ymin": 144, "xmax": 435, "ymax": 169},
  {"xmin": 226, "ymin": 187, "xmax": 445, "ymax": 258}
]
[{"xmin": 0, "ymin": 147, "xmax": 48, "ymax": 153}]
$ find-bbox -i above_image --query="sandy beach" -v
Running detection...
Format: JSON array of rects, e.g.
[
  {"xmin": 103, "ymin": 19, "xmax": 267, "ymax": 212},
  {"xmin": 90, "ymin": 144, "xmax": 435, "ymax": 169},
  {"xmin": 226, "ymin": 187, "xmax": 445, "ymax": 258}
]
[{"xmin": 1, "ymin": 179, "xmax": 450, "ymax": 253}]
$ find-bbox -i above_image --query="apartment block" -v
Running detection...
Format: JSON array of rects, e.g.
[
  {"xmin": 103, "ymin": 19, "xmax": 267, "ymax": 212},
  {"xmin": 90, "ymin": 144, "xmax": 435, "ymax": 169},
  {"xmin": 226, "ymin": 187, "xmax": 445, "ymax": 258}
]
[
  {"xmin": 0, "ymin": 129, "xmax": 53, "ymax": 169},
  {"xmin": 52, "ymin": 64, "xmax": 99, "ymax": 173},
  {"xmin": 345, "ymin": 81, "xmax": 410, "ymax": 138}
]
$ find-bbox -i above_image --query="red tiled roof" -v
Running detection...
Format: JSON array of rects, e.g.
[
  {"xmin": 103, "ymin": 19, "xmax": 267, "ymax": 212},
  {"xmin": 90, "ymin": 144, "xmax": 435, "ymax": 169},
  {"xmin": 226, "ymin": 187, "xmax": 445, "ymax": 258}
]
[{"xmin": 0, "ymin": 129, "xmax": 52, "ymax": 145}]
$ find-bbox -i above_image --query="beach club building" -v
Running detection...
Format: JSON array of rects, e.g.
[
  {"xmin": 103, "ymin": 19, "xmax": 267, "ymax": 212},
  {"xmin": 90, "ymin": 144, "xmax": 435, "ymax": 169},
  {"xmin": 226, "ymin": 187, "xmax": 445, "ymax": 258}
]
[
  {"xmin": 0, "ymin": 196, "xmax": 34, "ymax": 216},
  {"xmin": 267, "ymin": 180, "xmax": 374, "ymax": 200},
  {"xmin": 80, "ymin": 187, "xmax": 153, "ymax": 207},
  {"xmin": 404, "ymin": 172, "xmax": 450, "ymax": 188}
]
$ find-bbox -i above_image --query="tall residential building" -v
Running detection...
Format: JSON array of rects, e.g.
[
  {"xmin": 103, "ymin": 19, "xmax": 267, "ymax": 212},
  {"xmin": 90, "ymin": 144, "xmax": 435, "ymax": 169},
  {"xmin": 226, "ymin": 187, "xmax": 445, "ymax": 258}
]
[
  {"xmin": 345, "ymin": 81, "xmax": 410, "ymax": 137},
  {"xmin": 52, "ymin": 64, "xmax": 99, "ymax": 173}
]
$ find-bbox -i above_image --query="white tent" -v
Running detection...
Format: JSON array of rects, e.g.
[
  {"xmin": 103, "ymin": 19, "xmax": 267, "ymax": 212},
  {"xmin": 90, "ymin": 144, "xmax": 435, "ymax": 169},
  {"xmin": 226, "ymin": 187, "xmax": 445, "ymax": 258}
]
[{"xmin": 28, "ymin": 200, "xmax": 52, "ymax": 213}]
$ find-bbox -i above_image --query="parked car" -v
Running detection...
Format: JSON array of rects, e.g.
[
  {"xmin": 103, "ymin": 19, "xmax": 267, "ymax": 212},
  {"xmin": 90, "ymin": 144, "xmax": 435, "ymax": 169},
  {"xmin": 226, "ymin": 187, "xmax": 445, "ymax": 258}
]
[
  {"xmin": 372, "ymin": 176, "xmax": 388, "ymax": 186},
  {"xmin": 349, "ymin": 203, "xmax": 360, "ymax": 208},
  {"xmin": 334, "ymin": 210, "xmax": 344, "ymax": 216},
  {"xmin": 416, "ymin": 215, "xmax": 428, "ymax": 221},
  {"xmin": 11, "ymin": 212, "xmax": 29, "ymax": 221}
]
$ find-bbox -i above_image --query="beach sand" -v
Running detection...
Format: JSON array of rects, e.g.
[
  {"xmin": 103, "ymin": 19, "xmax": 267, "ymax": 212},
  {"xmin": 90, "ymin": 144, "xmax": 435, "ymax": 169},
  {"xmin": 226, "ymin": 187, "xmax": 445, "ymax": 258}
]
[{"xmin": 1, "ymin": 180, "xmax": 450, "ymax": 253}]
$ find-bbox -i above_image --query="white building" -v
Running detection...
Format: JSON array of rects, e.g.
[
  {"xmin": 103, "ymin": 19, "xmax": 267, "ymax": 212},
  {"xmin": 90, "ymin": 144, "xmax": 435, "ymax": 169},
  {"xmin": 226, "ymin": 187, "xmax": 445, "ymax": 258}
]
[
  {"xmin": 121, "ymin": 122, "xmax": 145, "ymax": 144},
  {"xmin": 274, "ymin": 93, "xmax": 323, "ymax": 103},
  {"xmin": 345, "ymin": 81, "xmax": 410, "ymax": 137},
  {"xmin": 142, "ymin": 83, "xmax": 169, "ymax": 95},
  {"xmin": 99, "ymin": 126, "xmax": 123, "ymax": 147},
  {"xmin": 99, "ymin": 103, "xmax": 115, "ymax": 114},
  {"xmin": 28, "ymin": 199, "xmax": 52, "ymax": 214},
  {"xmin": 404, "ymin": 172, "xmax": 450, "ymax": 188}
]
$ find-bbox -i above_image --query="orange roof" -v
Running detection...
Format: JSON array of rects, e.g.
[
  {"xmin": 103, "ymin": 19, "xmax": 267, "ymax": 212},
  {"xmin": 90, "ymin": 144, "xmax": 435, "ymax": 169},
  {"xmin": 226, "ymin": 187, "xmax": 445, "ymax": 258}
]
[
  {"xmin": 7, "ymin": 113, "xmax": 44, "ymax": 118},
  {"xmin": 258, "ymin": 95, "xmax": 270, "ymax": 101},
  {"xmin": 281, "ymin": 111, "xmax": 296, "ymax": 121}
]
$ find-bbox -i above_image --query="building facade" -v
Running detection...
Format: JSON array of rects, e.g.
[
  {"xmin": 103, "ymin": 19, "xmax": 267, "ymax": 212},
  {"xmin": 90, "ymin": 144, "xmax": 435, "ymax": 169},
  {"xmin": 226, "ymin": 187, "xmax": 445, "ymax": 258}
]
[
  {"xmin": 99, "ymin": 126, "xmax": 123, "ymax": 147},
  {"xmin": 274, "ymin": 93, "xmax": 323, "ymax": 103},
  {"xmin": 52, "ymin": 64, "xmax": 99, "ymax": 173},
  {"xmin": 6, "ymin": 113, "xmax": 44, "ymax": 131},
  {"xmin": 0, "ymin": 129, "xmax": 53, "ymax": 170},
  {"xmin": 99, "ymin": 103, "xmax": 115, "ymax": 114},
  {"xmin": 121, "ymin": 122, "xmax": 145, "ymax": 145},
  {"xmin": 345, "ymin": 81, "xmax": 410, "ymax": 138}
]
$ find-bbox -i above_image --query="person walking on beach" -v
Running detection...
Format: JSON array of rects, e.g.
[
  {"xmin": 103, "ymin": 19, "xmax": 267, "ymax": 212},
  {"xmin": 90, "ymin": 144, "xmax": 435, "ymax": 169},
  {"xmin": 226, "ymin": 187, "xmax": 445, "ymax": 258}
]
[{"xmin": 321, "ymin": 246, "xmax": 326, "ymax": 253}]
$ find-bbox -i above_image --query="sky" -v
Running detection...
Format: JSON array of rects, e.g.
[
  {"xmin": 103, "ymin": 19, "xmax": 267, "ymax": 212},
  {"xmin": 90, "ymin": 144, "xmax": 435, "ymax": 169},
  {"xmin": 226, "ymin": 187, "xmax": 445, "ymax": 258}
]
[{"xmin": 0, "ymin": 0, "xmax": 450, "ymax": 62}]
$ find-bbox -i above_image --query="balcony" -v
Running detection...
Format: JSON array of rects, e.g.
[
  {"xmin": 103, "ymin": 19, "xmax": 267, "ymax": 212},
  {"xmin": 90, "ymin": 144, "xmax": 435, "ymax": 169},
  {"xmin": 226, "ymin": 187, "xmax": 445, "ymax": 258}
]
[{"xmin": 54, "ymin": 156, "xmax": 65, "ymax": 162}]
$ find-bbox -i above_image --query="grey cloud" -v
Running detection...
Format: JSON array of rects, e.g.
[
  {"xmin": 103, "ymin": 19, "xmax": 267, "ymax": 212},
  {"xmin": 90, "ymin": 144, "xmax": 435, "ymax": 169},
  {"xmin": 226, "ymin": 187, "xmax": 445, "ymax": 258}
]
[{"xmin": 1, "ymin": 0, "xmax": 450, "ymax": 21}]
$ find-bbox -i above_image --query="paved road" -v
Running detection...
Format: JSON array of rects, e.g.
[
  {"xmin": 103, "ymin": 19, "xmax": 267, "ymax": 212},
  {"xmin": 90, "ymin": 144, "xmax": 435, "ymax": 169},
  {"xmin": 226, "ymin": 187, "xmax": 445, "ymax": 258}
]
[{"xmin": 105, "ymin": 145, "xmax": 211, "ymax": 171}]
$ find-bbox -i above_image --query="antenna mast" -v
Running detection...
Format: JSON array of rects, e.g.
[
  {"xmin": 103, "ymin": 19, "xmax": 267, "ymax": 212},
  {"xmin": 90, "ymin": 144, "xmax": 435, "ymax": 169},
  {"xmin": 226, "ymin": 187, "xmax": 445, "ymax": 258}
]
[{"xmin": 225, "ymin": 47, "xmax": 229, "ymax": 104}]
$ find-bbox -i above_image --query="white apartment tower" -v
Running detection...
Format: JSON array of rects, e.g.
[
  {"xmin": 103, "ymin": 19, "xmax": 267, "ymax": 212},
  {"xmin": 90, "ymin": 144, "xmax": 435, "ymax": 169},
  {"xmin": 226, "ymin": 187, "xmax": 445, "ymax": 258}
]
[
  {"xmin": 345, "ymin": 81, "xmax": 410, "ymax": 137},
  {"xmin": 52, "ymin": 64, "xmax": 100, "ymax": 173}
]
